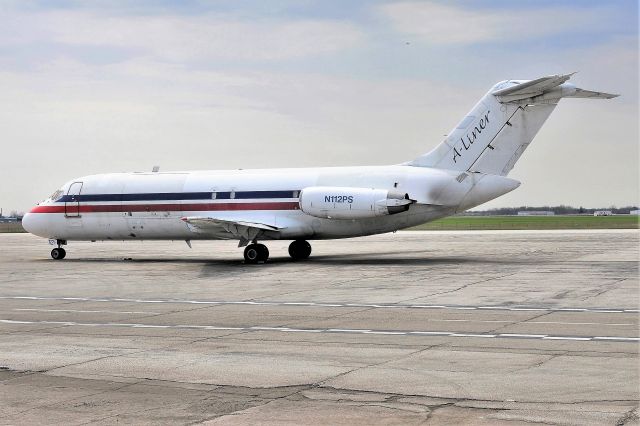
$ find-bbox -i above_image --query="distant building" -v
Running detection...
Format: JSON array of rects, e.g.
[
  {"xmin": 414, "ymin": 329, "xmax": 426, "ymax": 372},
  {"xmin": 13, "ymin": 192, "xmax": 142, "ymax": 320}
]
[
  {"xmin": 517, "ymin": 211, "xmax": 555, "ymax": 216},
  {"xmin": 630, "ymin": 210, "xmax": 640, "ymax": 215},
  {"xmin": 593, "ymin": 210, "xmax": 613, "ymax": 216},
  {"xmin": 0, "ymin": 217, "xmax": 18, "ymax": 223}
]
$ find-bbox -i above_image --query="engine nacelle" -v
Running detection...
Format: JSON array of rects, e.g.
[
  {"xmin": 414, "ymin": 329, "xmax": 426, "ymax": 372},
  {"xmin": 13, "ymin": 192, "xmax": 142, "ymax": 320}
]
[{"xmin": 299, "ymin": 186, "xmax": 413, "ymax": 220}]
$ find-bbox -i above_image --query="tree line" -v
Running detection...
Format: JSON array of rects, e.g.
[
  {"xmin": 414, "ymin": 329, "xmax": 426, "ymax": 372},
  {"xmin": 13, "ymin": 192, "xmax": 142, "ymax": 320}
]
[{"xmin": 466, "ymin": 205, "xmax": 638, "ymax": 216}]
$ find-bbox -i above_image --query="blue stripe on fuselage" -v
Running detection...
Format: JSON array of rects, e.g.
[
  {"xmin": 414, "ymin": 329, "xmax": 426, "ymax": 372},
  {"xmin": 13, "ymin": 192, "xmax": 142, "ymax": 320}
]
[{"xmin": 57, "ymin": 190, "xmax": 299, "ymax": 203}]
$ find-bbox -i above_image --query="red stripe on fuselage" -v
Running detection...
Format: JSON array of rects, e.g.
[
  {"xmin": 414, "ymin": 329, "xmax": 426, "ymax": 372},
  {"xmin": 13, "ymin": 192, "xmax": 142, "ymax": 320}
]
[{"xmin": 29, "ymin": 202, "xmax": 300, "ymax": 214}]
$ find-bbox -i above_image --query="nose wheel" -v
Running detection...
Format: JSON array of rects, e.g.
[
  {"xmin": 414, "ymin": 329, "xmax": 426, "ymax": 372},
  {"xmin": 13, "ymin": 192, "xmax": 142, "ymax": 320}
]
[
  {"xmin": 288, "ymin": 240, "xmax": 311, "ymax": 261},
  {"xmin": 243, "ymin": 243, "xmax": 269, "ymax": 264},
  {"xmin": 51, "ymin": 247, "xmax": 66, "ymax": 260},
  {"xmin": 50, "ymin": 239, "xmax": 67, "ymax": 260}
]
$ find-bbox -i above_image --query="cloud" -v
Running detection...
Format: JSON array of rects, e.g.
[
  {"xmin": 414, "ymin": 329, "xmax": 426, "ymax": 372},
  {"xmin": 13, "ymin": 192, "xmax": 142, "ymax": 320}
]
[
  {"xmin": 0, "ymin": 1, "xmax": 636, "ymax": 211},
  {"xmin": 0, "ymin": 9, "xmax": 365, "ymax": 61},
  {"xmin": 0, "ymin": 52, "xmax": 469, "ymax": 212},
  {"xmin": 377, "ymin": 1, "xmax": 613, "ymax": 45}
]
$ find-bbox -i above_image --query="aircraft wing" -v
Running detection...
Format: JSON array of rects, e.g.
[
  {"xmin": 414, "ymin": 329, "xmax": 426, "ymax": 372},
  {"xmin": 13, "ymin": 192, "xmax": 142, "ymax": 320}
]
[{"xmin": 181, "ymin": 216, "xmax": 283, "ymax": 246}]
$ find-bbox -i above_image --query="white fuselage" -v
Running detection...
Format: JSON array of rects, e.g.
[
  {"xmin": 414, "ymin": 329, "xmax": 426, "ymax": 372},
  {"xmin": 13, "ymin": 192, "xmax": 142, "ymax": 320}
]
[{"xmin": 22, "ymin": 165, "xmax": 518, "ymax": 242}]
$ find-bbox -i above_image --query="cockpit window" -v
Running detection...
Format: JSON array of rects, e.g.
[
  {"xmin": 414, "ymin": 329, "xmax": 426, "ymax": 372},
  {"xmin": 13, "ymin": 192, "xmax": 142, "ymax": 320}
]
[{"xmin": 49, "ymin": 190, "xmax": 63, "ymax": 201}]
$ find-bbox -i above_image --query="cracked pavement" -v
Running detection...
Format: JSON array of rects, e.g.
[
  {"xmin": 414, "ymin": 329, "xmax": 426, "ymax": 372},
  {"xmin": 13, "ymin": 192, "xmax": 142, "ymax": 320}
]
[{"xmin": 0, "ymin": 230, "xmax": 638, "ymax": 425}]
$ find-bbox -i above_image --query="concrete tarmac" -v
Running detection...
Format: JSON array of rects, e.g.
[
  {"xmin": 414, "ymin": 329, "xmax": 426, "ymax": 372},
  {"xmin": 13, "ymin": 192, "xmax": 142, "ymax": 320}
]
[{"xmin": 0, "ymin": 230, "xmax": 638, "ymax": 425}]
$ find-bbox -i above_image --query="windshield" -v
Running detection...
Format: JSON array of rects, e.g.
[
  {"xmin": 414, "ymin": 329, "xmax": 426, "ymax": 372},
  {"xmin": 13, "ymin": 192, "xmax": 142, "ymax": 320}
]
[{"xmin": 48, "ymin": 189, "xmax": 64, "ymax": 201}]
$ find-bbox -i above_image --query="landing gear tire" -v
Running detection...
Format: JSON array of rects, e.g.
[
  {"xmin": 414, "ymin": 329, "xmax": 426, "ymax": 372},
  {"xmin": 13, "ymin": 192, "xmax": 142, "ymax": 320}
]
[
  {"xmin": 256, "ymin": 244, "xmax": 269, "ymax": 262},
  {"xmin": 244, "ymin": 243, "xmax": 269, "ymax": 264},
  {"xmin": 288, "ymin": 240, "xmax": 311, "ymax": 261},
  {"xmin": 51, "ymin": 248, "xmax": 66, "ymax": 260}
]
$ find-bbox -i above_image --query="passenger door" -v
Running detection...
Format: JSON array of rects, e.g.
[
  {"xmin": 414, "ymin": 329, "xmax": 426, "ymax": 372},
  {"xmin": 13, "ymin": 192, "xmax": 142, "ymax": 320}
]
[{"xmin": 65, "ymin": 182, "xmax": 83, "ymax": 218}]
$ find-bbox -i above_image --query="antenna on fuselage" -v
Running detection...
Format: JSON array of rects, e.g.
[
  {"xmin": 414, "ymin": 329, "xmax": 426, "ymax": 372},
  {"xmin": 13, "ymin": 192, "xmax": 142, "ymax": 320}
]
[{"xmin": 152, "ymin": 166, "xmax": 160, "ymax": 173}]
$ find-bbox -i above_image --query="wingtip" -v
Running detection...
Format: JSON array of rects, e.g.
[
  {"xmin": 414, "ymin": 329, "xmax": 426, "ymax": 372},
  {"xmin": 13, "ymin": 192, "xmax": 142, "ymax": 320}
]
[
  {"xmin": 558, "ymin": 71, "xmax": 577, "ymax": 80},
  {"xmin": 595, "ymin": 92, "xmax": 620, "ymax": 99}
]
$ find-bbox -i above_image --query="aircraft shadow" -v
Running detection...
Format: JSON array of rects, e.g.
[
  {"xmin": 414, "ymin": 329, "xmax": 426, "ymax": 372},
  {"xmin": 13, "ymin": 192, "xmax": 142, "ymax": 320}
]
[
  {"xmin": 29, "ymin": 254, "xmax": 526, "ymax": 282},
  {"xmin": 34, "ymin": 250, "xmax": 521, "ymax": 272},
  {"xmin": 298, "ymin": 254, "xmax": 516, "ymax": 266}
]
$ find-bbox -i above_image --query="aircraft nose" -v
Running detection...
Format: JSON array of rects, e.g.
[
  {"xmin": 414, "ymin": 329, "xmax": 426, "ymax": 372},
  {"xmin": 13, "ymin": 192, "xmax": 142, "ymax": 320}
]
[
  {"xmin": 21, "ymin": 212, "xmax": 47, "ymax": 237},
  {"xmin": 21, "ymin": 212, "xmax": 35, "ymax": 234}
]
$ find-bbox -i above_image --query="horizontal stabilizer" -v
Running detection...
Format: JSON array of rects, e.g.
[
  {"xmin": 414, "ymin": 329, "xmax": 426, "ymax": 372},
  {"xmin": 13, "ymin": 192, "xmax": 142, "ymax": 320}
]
[
  {"xmin": 492, "ymin": 73, "xmax": 619, "ymax": 104},
  {"xmin": 564, "ymin": 88, "xmax": 619, "ymax": 99},
  {"xmin": 493, "ymin": 73, "xmax": 575, "ymax": 102}
]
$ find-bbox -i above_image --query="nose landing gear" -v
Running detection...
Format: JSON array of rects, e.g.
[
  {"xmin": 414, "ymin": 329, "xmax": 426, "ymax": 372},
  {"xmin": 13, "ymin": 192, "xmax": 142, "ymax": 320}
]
[
  {"xmin": 243, "ymin": 243, "xmax": 269, "ymax": 264},
  {"xmin": 50, "ymin": 240, "xmax": 67, "ymax": 260},
  {"xmin": 51, "ymin": 248, "xmax": 66, "ymax": 260}
]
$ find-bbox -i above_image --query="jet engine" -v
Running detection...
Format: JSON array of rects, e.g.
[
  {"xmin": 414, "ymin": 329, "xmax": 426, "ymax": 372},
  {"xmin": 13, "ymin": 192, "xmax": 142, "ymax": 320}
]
[{"xmin": 299, "ymin": 186, "xmax": 413, "ymax": 220}]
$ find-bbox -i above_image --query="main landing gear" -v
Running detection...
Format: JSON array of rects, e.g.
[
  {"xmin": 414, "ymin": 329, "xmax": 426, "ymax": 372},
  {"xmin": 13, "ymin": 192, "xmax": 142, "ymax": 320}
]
[
  {"xmin": 50, "ymin": 240, "xmax": 67, "ymax": 260},
  {"xmin": 242, "ymin": 240, "xmax": 312, "ymax": 263},
  {"xmin": 288, "ymin": 240, "xmax": 311, "ymax": 261},
  {"xmin": 243, "ymin": 243, "xmax": 269, "ymax": 264}
]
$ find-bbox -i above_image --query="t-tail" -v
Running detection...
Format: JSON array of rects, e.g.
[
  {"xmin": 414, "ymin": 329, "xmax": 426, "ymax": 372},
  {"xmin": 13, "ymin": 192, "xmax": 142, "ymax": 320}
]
[{"xmin": 408, "ymin": 73, "xmax": 618, "ymax": 176}]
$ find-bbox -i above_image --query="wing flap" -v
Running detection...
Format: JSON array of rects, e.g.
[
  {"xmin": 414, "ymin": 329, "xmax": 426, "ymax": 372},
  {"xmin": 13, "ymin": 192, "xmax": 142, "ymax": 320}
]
[{"xmin": 181, "ymin": 216, "xmax": 283, "ymax": 246}]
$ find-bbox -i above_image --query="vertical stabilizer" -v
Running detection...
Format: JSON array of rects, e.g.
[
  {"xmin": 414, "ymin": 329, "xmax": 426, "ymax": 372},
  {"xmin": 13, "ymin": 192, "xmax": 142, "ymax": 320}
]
[{"xmin": 408, "ymin": 74, "xmax": 618, "ymax": 176}]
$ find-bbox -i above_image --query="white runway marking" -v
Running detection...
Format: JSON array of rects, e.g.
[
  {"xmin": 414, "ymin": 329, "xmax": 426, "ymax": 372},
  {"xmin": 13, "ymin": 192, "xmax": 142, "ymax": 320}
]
[
  {"xmin": 6, "ymin": 304, "xmax": 634, "ymax": 328},
  {"xmin": 449, "ymin": 333, "xmax": 497, "ymax": 338},
  {"xmin": 530, "ymin": 321, "xmax": 634, "ymax": 326},
  {"xmin": 499, "ymin": 333, "xmax": 548, "ymax": 338},
  {"xmin": 542, "ymin": 336, "xmax": 592, "ymax": 341},
  {"xmin": 0, "ymin": 296, "xmax": 636, "ymax": 314},
  {"xmin": 1, "ymin": 319, "xmax": 637, "ymax": 343},
  {"xmin": 593, "ymin": 336, "xmax": 639, "ymax": 341},
  {"xmin": 13, "ymin": 308, "xmax": 161, "ymax": 315}
]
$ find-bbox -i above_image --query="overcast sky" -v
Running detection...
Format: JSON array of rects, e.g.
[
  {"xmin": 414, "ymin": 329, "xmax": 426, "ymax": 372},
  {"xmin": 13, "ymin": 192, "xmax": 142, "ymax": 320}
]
[{"xmin": 1, "ymin": 0, "xmax": 637, "ymax": 213}]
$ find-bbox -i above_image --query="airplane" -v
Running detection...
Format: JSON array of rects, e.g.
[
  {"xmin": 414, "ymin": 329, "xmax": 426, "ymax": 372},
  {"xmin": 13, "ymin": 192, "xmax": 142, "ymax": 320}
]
[{"xmin": 22, "ymin": 73, "xmax": 617, "ymax": 263}]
